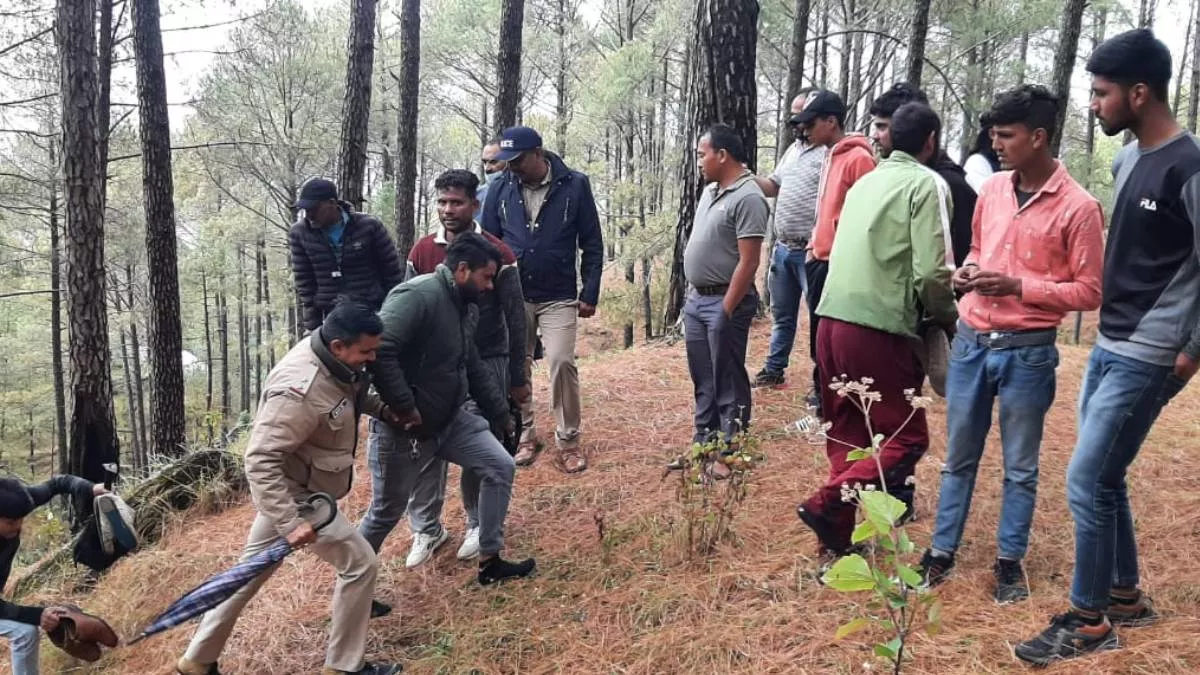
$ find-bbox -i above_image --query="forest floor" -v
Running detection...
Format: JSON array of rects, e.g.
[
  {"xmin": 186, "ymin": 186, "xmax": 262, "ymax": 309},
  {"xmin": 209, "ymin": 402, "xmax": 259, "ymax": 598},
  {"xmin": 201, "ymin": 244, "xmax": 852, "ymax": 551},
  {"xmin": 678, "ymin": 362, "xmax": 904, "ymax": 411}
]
[{"xmin": 15, "ymin": 313, "xmax": 1200, "ymax": 674}]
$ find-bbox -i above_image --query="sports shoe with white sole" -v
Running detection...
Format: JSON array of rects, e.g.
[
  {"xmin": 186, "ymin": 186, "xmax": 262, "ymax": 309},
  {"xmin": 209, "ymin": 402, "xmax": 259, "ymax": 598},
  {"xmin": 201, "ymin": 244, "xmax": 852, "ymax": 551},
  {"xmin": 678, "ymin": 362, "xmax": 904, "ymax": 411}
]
[
  {"xmin": 457, "ymin": 527, "xmax": 481, "ymax": 560},
  {"xmin": 405, "ymin": 529, "xmax": 449, "ymax": 568}
]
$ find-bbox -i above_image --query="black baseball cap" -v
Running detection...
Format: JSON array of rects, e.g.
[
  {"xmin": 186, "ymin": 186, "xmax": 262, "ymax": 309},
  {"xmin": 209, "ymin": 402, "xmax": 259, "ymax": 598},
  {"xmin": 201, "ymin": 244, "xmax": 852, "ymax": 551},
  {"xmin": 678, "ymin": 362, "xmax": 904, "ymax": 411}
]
[
  {"xmin": 295, "ymin": 178, "xmax": 338, "ymax": 210},
  {"xmin": 792, "ymin": 89, "xmax": 847, "ymax": 125},
  {"xmin": 494, "ymin": 126, "xmax": 544, "ymax": 161}
]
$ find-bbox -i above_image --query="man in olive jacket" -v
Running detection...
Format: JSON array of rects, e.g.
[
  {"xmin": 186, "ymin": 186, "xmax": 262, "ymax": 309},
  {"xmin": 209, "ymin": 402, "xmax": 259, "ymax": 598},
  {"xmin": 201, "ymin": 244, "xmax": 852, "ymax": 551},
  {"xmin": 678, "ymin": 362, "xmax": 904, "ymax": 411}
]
[
  {"xmin": 177, "ymin": 303, "xmax": 401, "ymax": 675},
  {"xmin": 360, "ymin": 233, "xmax": 536, "ymax": 586}
]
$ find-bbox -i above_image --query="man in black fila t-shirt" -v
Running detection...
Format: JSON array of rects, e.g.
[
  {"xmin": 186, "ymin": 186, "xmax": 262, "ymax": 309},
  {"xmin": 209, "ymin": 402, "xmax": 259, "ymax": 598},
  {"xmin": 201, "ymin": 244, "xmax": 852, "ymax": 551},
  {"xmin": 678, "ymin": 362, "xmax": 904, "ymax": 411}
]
[{"xmin": 1015, "ymin": 29, "xmax": 1200, "ymax": 665}]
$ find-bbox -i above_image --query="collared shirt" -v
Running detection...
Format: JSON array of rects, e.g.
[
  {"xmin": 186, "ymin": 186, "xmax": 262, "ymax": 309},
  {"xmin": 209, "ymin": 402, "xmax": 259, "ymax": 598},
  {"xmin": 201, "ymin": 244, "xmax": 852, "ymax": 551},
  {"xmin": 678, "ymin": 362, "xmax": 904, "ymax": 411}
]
[
  {"xmin": 960, "ymin": 161, "xmax": 1105, "ymax": 332},
  {"xmin": 683, "ymin": 172, "xmax": 769, "ymax": 287},
  {"xmin": 324, "ymin": 209, "xmax": 349, "ymax": 264},
  {"xmin": 770, "ymin": 140, "xmax": 827, "ymax": 246},
  {"xmin": 521, "ymin": 161, "xmax": 554, "ymax": 223}
]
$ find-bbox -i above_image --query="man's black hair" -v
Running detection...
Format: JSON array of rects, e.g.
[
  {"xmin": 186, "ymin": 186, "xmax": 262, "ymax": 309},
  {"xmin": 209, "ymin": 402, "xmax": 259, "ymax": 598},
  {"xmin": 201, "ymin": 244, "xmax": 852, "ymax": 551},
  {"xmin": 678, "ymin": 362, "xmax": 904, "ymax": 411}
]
[
  {"xmin": 869, "ymin": 82, "xmax": 929, "ymax": 118},
  {"xmin": 435, "ymin": 168, "xmax": 480, "ymax": 196},
  {"xmin": 703, "ymin": 123, "xmax": 749, "ymax": 164},
  {"xmin": 890, "ymin": 102, "xmax": 942, "ymax": 157},
  {"xmin": 986, "ymin": 84, "xmax": 1060, "ymax": 141},
  {"xmin": 446, "ymin": 231, "xmax": 503, "ymax": 271},
  {"xmin": 1086, "ymin": 28, "xmax": 1172, "ymax": 101},
  {"xmin": 323, "ymin": 300, "xmax": 383, "ymax": 344}
]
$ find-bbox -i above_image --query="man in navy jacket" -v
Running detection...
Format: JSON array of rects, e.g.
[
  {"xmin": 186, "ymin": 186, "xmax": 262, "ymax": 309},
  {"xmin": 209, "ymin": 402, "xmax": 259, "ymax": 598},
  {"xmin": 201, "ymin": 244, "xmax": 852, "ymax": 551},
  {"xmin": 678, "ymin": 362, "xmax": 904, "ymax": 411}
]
[{"xmin": 481, "ymin": 126, "xmax": 603, "ymax": 473}]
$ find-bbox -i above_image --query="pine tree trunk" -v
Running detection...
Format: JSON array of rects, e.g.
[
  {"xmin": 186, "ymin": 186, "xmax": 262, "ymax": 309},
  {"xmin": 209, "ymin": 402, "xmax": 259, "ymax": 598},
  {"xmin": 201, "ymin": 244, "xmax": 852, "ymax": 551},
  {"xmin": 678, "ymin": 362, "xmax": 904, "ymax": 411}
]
[
  {"xmin": 779, "ymin": 0, "xmax": 810, "ymax": 159},
  {"xmin": 837, "ymin": 3, "xmax": 851, "ymax": 103},
  {"xmin": 1017, "ymin": 31, "xmax": 1029, "ymax": 85},
  {"xmin": 1050, "ymin": 0, "xmax": 1088, "ymax": 156},
  {"xmin": 338, "ymin": 0, "xmax": 378, "ymax": 210},
  {"xmin": 261, "ymin": 241, "xmax": 276, "ymax": 370},
  {"xmin": 1190, "ymin": 0, "xmax": 1200, "ymax": 131},
  {"xmin": 202, "ymin": 270, "xmax": 214, "ymax": 446},
  {"xmin": 254, "ymin": 237, "xmax": 264, "ymax": 407},
  {"xmin": 554, "ymin": 0, "xmax": 570, "ymax": 156},
  {"xmin": 905, "ymin": 0, "xmax": 932, "ymax": 86},
  {"xmin": 665, "ymin": 0, "xmax": 759, "ymax": 326},
  {"xmin": 125, "ymin": 265, "xmax": 149, "ymax": 460},
  {"xmin": 217, "ymin": 287, "xmax": 231, "ymax": 440},
  {"xmin": 394, "ymin": 0, "xmax": 420, "ymax": 261},
  {"xmin": 58, "ymin": 0, "xmax": 119, "ymax": 507},
  {"xmin": 133, "ymin": 0, "xmax": 186, "ymax": 458},
  {"xmin": 112, "ymin": 282, "xmax": 141, "ymax": 470},
  {"xmin": 818, "ymin": 8, "xmax": 829, "ymax": 86},
  {"xmin": 495, "ymin": 0, "xmax": 525, "ymax": 131},
  {"xmin": 1177, "ymin": 1, "xmax": 1194, "ymax": 115},
  {"xmin": 238, "ymin": 248, "xmax": 251, "ymax": 413},
  {"xmin": 48, "ymin": 139, "xmax": 69, "ymax": 475}
]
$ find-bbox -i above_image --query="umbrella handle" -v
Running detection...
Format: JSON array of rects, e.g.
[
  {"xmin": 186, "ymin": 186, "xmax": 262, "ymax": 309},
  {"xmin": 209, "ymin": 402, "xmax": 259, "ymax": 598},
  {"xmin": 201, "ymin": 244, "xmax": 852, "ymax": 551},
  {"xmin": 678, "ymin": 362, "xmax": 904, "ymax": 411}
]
[{"xmin": 304, "ymin": 492, "xmax": 338, "ymax": 532}]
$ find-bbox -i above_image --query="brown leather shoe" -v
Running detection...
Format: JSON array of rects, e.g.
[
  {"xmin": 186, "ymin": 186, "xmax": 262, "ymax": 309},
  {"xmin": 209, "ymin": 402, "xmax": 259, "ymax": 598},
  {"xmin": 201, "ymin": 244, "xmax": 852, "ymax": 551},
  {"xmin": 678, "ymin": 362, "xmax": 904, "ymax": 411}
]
[
  {"xmin": 514, "ymin": 441, "xmax": 538, "ymax": 466},
  {"xmin": 46, "ymin": 605, "xmax": 118, "ymax": 663},
  {"xmin": 559, "ymin": 448, "xmax": 587, "ymax": 473}
]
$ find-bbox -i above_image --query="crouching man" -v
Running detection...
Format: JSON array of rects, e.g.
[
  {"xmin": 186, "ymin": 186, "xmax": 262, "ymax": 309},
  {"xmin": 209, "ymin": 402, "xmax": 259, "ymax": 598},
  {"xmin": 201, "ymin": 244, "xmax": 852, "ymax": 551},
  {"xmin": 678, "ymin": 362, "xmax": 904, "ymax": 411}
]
[{"xmin": 177, "ymin": 302, "xmax": 402, "ymax": 675}]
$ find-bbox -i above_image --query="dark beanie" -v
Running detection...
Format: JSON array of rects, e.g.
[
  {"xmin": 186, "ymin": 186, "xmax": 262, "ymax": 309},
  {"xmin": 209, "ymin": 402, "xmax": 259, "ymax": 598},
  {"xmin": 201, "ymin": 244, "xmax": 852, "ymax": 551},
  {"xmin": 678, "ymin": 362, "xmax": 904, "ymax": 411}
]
[{"xmin": 0, "ymin": 478, "xmax": 36, "ymax": 519}]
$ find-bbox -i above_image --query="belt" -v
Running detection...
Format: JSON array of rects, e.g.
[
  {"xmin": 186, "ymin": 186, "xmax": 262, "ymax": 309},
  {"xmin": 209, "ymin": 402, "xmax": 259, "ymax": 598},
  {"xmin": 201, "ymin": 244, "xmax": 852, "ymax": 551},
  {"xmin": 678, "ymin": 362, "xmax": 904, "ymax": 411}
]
[
  {"xmin": 964, "ymin": 325, "xmax": 1057, "ymax": 350},
  {"xmin": 694, "ymin": 284, "xmax": 730, "ymax": 296},
  {"xmin": 778, "ymin": 237, "xmax": 808, "ymax": 250}
]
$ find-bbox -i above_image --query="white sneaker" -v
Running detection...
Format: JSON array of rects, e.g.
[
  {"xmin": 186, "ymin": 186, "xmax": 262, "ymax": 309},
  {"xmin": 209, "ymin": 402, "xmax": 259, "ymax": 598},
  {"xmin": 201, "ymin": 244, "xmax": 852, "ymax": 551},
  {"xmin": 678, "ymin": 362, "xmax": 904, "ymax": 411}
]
[
  {"xmin": 405, "ymin": 529, "xmax": 450, "ymax": 568},
  {"xmin": 457, "ymin": 527, "xmax": 481, "ymax": 560}
]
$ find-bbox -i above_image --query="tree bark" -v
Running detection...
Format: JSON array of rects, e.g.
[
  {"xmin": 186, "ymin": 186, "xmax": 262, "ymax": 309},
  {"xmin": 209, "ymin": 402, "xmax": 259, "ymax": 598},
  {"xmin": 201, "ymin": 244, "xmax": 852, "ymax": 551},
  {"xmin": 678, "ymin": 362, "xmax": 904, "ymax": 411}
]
[
  {"xmin": 254, "ymin": 237, "xmax": 264, "ymax": 407},
  {"xmin": 554, "ymin": 0, "xmax": 571, "ymax": 155},
  {"xmin": 217, "ymin": 286, "xmax": 231, "ymax": 440},
  {"xmin": 338, "ymin": 0, "xmax": 378, "ymax": 210},
  {"xmin": 1017, "ymin": 30, "xmax": 1029, "ymax": 85},
  {"xmin": 133, "ymin": 0, "xmax": 186, "ymax": 458},
  {"xmin": 201, "ymin": 270, "xmax": 213, "ymax": 446},
  {"xmin": 1177, "ymin": 0, "xmax": 1195, "ymax": 116},
  {"xmin": 261, "ymin": 240, "xmax": 276, "ymax": 370},
  {"xmin": 905, "ymin": 0, "xmax": 932, "ymax": 87},
  {"xmin": 664, "ymin": 0, "xmax": 759, "ymax": 326},
  {"xmin": 394, "ymin": 0, "xmax": 420, "ymax": 261},
  {"xmin": 112, "ymin": 280, "xmax": 141, "ymax": 470},
  {"xmin": 57, "ymin": 0, "xmax": 119, "ymax": 509},
  {"xmin": 237, "ymin": 247, "xmax": 251, "ymax": 413},
  {"xmin": 48, "ymin": 139, "xmax": 68, "ymax": 475},
  {"xmin": 778, "ymin": 0, "xmax": 810, "ymax": 159},
  {"xmin": 495, "ymin": 0, "xmax": 525, "ymax": 131},
  {"xmin": 1050, "ymin": 0, "xmax": 1088, "ymax": 156},
  {"xmin": 124, "ymin": 265, "xmax": 149, "ymax": 460},
  {"xmin": 1190, "ymin": 0, "xmax": 1200, "ymax": 131}
]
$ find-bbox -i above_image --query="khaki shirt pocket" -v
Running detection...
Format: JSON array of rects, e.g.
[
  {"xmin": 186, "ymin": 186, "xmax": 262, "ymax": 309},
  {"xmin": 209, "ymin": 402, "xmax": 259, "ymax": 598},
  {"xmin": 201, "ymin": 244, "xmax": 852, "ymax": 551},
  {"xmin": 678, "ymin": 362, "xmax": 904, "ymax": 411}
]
[{"xmin": 307, "ymin": 452, "xmax": 355, "ymax": 499}]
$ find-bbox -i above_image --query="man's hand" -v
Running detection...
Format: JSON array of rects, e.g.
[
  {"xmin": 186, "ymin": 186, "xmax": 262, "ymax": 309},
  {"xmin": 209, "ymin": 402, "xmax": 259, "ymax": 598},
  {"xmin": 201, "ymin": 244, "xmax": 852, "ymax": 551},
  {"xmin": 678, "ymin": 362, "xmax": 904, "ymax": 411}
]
[
  {"xmin": 1174, "ymin": 352, "xmax": 1200, "ymax": 382},
  {"xmin": 285, "ymin": 521, "xmax": 317, "ymax": 549},
  {"xmin": 40, "ymin": 607, "xmax": 66, "ymax": 632},
  {"xmin": 393, "ymin": 407, "xmax": 423, "ymax": 431},
  {"xmin": 952, "ymin": 265, "xmax": 977, "ymax": 292},
  {"xmin": 578, "ymin": 302, "xmax": 597, "ymax": 318},
  {"xmin": 970, "ymin": 270, "xmax": 1022, "ymax": 298},
  {"xmin": 509, "ymin": 383, "xmax": 532, "ymax": 404},
  {"xmin": 92, "ymin": 484, "xmax": 109, "ymax": 497}
]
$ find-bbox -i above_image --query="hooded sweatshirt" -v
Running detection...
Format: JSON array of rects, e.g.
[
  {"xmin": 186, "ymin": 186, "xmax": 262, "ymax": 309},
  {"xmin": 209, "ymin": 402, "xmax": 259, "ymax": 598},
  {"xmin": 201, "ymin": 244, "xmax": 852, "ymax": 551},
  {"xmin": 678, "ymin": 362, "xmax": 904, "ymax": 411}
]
[
  {"xmin": 809, "ymin": 134, "xmax": 877, "ymax": 260},
  {"xmin": 933, "ymin": 151, "xmax": 979, "ymax": 267}
]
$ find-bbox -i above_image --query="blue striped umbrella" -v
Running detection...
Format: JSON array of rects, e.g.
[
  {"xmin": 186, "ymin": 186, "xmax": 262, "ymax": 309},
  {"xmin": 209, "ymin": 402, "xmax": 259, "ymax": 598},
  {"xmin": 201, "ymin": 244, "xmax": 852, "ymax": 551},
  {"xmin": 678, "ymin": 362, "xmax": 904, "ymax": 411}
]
[{"xmin": 128, "ymin": 493, "xmax": 336, "ymax": 645}]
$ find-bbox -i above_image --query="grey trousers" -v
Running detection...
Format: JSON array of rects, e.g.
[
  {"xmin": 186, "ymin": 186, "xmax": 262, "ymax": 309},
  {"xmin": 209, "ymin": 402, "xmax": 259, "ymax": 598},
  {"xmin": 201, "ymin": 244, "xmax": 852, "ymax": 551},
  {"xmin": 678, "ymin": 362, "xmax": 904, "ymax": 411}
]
[
  {"xmin": 359, "ymin": 406, "xmax": 515, "ymax": 557},
  {"xmin": 183, "ymin": 511, "xmax": 377, "ymax": 672},
  {"xmin": 406, "ymin": 357, "xmax": 510, "ymax": 534},
  {"xmin": 683, "ymin": 289, "xmax": 757, "ymax": 442}
]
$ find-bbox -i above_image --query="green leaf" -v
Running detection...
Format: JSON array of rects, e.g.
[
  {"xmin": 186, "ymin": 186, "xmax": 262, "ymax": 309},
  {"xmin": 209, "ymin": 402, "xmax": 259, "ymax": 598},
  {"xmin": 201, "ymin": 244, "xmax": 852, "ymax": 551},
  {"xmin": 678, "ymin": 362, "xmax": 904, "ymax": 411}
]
[
  {"xmin": 820, "ymin": 554, "xmax": 876, "ymax": 592},
  {"xmin": 897, "ymin": 529, "xmax": 915, "ymax": 554},
  {"xmin": 874, "ymin": 642, "xmax": 898, "ymax": 660},
  {"xmin": 897, "ymin": 564, "xmax": 923, "ymax": 588},
  {"xmin": 878, "ymin": 535, "xmax": 896, "ymax": 552},
  {"xmin": 861, "ymin": 491, "xmax": 909, "ymax": 531},
  {"xmin": 851, "ymin": 520, "xmax": 877, "ymax": 544},
  {"xmin": 926, "ymin": 598, "xmax": 943, "ymax": 636},
  {"xmin": 846, "ymin": 448, "xmax": 872, "ymax": 461},
  {"xmin": 835, "ymin": 617, "xmax": 872, "ymax": 640}
]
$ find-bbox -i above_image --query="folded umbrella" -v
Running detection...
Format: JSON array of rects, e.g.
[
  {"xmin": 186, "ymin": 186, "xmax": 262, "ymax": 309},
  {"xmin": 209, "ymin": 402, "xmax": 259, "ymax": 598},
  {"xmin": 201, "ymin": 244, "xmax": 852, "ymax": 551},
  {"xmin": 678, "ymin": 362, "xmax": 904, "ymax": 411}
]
[{"xmin": 128, "ymin": 493, "xmax": 337, "ymax": 645}]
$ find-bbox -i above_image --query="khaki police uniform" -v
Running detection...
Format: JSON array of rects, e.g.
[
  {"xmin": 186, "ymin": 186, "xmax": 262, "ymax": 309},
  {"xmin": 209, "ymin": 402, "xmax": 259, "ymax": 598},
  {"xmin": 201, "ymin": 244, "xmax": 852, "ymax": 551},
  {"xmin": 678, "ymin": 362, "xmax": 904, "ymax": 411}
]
[{"xmin": 182, "ymin": 332, "xmax": 383, "ymax": 674}]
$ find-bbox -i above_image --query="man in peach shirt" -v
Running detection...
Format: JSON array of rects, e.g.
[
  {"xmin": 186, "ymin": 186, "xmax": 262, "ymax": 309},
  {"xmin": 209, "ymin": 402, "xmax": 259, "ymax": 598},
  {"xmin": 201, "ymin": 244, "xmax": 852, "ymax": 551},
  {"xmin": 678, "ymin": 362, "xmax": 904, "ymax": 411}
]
[{"xmin": 918, "ymin": 85, "xmax": 1105, "ymax": 603}]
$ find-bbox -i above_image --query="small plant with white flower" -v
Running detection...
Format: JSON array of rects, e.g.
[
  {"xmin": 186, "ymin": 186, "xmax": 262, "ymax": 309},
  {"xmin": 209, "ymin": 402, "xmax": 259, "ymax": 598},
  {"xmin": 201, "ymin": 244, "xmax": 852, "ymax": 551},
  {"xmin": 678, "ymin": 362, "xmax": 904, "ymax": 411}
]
[{"xmin": 796, "ymin": 377, "xmax": 941, "ymax": 675}]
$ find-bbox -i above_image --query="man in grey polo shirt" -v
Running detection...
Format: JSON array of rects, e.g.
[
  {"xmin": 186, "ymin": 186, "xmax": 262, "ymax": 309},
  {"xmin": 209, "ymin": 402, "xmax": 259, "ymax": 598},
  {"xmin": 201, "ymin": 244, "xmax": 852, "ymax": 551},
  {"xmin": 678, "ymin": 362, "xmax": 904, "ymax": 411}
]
[
  {"xmin": 681, "ymin": 123, "xmax": 769, "ymax": 453},
  {"xmin": 753, "ymin": 89, "xmax": 829, "ymax": 388}
]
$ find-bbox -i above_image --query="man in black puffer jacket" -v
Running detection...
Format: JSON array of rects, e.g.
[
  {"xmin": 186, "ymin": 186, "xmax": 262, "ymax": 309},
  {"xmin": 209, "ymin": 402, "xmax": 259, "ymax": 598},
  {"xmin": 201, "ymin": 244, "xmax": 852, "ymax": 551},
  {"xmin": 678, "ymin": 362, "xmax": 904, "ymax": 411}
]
[{"xmin": 289, "ymin": 178, "xmax": 404, "ymax": 331}]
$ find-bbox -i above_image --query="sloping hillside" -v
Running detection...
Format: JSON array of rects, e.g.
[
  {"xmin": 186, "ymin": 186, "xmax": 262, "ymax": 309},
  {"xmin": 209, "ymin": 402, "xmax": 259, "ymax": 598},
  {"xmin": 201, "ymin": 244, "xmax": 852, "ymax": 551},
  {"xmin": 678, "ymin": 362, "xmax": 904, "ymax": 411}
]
[{"xmin": 25, "ymin": 319, "xmax": 1200, "ymax": 674}]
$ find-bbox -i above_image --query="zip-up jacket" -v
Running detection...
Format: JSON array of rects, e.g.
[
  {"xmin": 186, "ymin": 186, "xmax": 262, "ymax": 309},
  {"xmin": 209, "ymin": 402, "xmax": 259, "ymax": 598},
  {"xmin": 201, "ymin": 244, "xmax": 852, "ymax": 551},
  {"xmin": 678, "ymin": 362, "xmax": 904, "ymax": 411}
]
[
  {"xmin": 371, "ymin": 266, "xmax": 509, "ymax": 434},
  {"xmin": 481, "ymin": 151, "xmax": 604, "ymax": 305},
  {"xmin": 817, "ymin": 150, "xmax": 958, "ymax": 337},
  {"xmin": 809, "ymin": 134, "xmax": 877, "ymax": 260},
  {"xmin": 289, "ymin": 202, "xmax": 404, "ymax": 330},
  {"xmin": 1098, "ymin": 133, "xmax": 1200, "ymax": 366},
  {"xmin": 934, "ymin": 151, "xmax": 978, "ymax": 267}
]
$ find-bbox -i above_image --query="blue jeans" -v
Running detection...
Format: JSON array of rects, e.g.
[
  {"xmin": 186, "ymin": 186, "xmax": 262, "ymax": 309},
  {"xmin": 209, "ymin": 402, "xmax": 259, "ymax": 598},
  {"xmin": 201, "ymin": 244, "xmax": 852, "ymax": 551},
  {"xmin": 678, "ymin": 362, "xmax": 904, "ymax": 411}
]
[
  {"xmin": 931, "ymin": 329, "xmax": 1058, "ymax": 560},
  {"xmin": 764, "ymin": 243, "xmax": 809, "ymax": 373},
  {"xmin": 1067, "ymin": 346, "xmax": 1186, "ymax": 611},
  {"xmin": 0, "ymin": 619, "xmax": 40, "ymax": 675}
]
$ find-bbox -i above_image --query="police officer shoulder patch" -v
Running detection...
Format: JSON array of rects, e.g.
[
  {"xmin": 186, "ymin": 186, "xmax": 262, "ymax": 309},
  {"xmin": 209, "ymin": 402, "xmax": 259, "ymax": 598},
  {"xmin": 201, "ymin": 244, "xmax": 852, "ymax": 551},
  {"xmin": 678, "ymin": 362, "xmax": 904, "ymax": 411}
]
[{"xmin": 329, "ymin": 397, "xmax": 349, "ymax": 420}]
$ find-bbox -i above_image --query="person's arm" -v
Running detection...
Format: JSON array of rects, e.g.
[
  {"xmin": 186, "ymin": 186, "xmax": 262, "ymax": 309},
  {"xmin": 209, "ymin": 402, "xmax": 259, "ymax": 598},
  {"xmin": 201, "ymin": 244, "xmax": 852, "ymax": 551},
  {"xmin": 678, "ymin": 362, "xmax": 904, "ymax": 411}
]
[
  {"xmin": 754, "ymin": 175, "xmax": 780, "ymax": 198},
  {"xmin": 289, "ymin": 226, "xmax": 321, "ymax": 331},
  {"xmin": 0, "ymin": 599, "xmax": 45, "ymax": 627},
  {"xmin": 25, "ymin": 475, "xmax": 96, "ymax": 509},
  {"xmin": 481, "ymin": 180, "xmax": 503, "ymax": 237},
  {"xmin": 495, "ymin": 264, "xmax": 528, "ymax": 388},
  {"xmin": 369, "ymin": 288, "xmax": 422, "ymax": 411},
  {"xmin": 371, "ymin": 218, "xmax": 405, "ymax": 294},
  {"xmin": 1179, "ymin": 174, "xmax": 1200, "ymax": 367},
  {"xmin": 243, "ymin": 392, "xmax": 321, "ymax": 537},
  {"xmin": 575, "ymin": 176, "xmax": 604, "ymax": 308},
  {"xmin": 723, "ymin": 192, "xmax": 770, "ymax": 314},
  {"xmin": 1016, "ymin": 201, "xmax": 1105, "ymax": 312},
  {"xmin": 910, "ymin": 178, "xmax": 958, "ymax": 329},
  {"xmin": 962, "ymin": 187, "xmax": 984, "ymax": 269}
]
